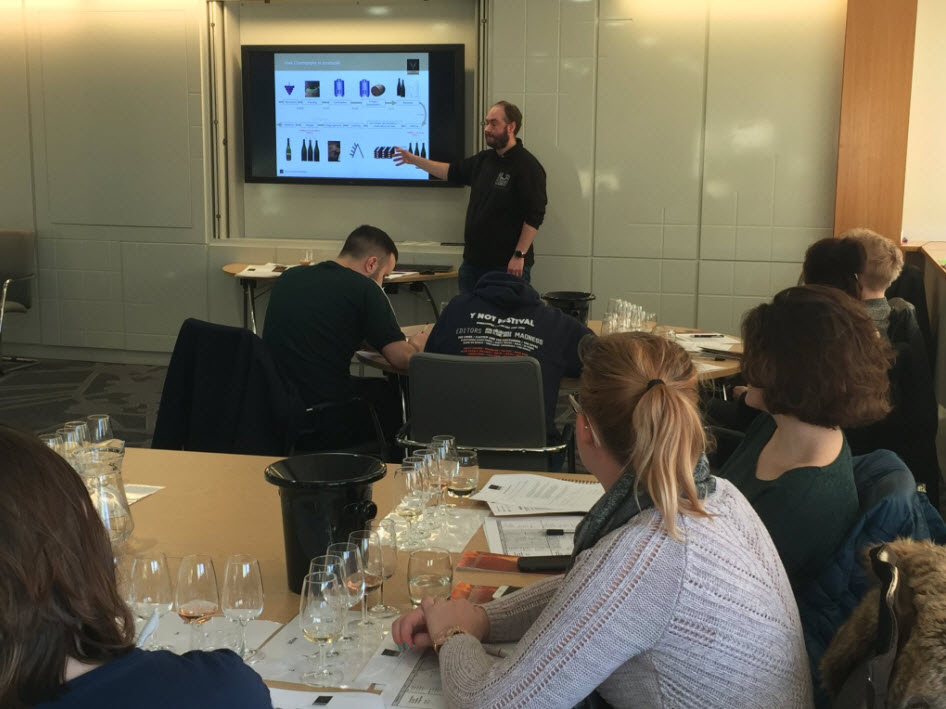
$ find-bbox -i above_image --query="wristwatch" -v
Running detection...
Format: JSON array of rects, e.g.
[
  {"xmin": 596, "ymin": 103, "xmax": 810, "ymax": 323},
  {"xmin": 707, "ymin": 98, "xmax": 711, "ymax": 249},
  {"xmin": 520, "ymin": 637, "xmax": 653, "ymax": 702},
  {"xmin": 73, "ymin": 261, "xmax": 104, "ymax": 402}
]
[
  {"xmin": 513, "ymin": 249, "xmax": 525, "ymax": 259},
  {"xmin": 433, "ymin": 625, "xmax": 470, "ymax": 653}
]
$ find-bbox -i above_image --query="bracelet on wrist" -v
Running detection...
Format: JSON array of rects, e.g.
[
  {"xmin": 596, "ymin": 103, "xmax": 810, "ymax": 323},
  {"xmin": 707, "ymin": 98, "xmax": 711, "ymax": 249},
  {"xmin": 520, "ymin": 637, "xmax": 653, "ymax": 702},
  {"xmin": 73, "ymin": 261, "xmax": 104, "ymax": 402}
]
[{"xmin": 433, "ymin": 625, "xmax": 470, "ymax": 653}]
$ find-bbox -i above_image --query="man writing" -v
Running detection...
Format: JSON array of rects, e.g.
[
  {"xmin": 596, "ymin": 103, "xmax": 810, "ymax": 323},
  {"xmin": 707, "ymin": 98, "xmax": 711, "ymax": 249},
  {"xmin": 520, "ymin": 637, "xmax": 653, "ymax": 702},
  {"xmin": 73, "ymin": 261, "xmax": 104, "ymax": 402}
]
[
  {"xmin": 263, "ymin": 225, "xmax": 428, "ymax": 448},
  {"xmin": 393, "ymin": 101, "xmax": 547, "ymax": 293}
]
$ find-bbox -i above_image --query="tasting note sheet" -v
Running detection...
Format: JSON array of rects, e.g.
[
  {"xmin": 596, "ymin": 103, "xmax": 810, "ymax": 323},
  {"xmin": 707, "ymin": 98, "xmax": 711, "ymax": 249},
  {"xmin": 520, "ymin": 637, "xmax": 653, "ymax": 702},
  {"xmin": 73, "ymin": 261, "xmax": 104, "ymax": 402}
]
[
  {"xmin": 483, "ymin": 515, "xmax": 580, "ymax": 556},
  {"xmin": 472, "ymin": 474, "xmax": 604, "ymax": 515}
]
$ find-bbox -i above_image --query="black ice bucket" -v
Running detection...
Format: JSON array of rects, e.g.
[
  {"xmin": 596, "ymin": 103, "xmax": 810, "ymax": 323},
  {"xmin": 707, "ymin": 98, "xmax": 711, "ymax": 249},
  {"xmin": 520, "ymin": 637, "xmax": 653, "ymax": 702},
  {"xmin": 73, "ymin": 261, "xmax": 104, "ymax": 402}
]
[
  {"xmin": 541, "ymin": 291, "xmax": 596, "ymax": 324},
  {"xmin": 264, "ymin": 453, "xmax": 386, "ymax": 593}
]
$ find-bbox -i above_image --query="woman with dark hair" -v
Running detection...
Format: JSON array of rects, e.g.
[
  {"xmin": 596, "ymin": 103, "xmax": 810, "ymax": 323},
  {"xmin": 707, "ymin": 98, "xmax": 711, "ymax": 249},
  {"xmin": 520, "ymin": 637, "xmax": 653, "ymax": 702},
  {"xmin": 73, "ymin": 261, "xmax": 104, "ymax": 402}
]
[
  {"xmin": 720, "ymin": 285, "xmax": 893, "ymax": 591},
  {"xmin": 391, "ymin": 333, "xmax": 813, "ymax": 708},
  {"xmin": 0, "ymin": 424, "xmax": 272, "ymax": 709}
]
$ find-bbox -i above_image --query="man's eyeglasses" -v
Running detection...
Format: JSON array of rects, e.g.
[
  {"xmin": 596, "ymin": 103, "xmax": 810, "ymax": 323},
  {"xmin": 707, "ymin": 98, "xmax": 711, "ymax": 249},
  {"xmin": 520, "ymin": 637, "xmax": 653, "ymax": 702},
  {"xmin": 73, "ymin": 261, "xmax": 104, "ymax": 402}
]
[{"xmin": 568, "ymin": 393, "xmax": 602, "ymax": 447}]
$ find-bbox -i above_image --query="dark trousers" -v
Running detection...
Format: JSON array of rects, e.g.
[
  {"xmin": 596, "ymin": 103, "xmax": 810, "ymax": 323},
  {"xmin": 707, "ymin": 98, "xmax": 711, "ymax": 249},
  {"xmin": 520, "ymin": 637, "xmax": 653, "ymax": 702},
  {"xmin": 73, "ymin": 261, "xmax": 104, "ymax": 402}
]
[{"xmin": 458, "ymin": 262, "xmax": 532, "ymax": 294}]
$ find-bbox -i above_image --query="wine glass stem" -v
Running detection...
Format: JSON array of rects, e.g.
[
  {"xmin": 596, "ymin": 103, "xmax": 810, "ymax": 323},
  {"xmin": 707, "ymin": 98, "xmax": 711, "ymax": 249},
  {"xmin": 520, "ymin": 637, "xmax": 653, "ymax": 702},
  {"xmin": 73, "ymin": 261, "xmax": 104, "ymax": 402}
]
[
  {"xmin": 238, "ymin": 620, "xmax": 248, "ymax": 658},
  {"xmin": 318, "ymin": 641, "xmax": 328, "ymax": 671},
  {"xmin": 361, "ymin": 600, "xmax": 368, "ymax": 625},
  {"xmin": 378, "ymin": 580, "xmax": 385, "ymax": 608}
]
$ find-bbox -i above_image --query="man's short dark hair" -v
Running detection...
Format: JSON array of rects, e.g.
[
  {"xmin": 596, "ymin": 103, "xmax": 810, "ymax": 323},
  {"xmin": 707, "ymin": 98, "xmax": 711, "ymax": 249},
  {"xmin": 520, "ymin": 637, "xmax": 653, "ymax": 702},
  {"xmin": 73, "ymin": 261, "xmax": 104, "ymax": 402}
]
[
  {"xmin": 494, "ymin": 101, "xmax": 523, "ymax": 135},
  {"xmin": 802, "ymin": 237, "xmax": 865, "ymax": 298},
  {"xmin": 741, "ymin": 285, "xmax": 892, "ymax": 428},
  {"xmin": 339, "ymin": 225, "xmax": 399, "ymax": 261}
]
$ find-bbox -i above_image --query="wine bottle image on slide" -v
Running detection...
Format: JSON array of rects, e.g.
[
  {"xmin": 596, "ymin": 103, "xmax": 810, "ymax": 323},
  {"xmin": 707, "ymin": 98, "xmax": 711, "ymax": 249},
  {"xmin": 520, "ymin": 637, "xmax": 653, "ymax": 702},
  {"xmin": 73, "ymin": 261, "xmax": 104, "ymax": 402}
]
[
  {"xmin": 421, "ymin": 143, "xmax": 426, "ymax": 158},
  {"xmin": 314, "ymin": 140, "xmax": 320, "ymax": 161},
  {"xmin": 301, "ymin": 139, "xmax": 307, "ymax": 161},
  {"xmin": 307, "ymin": 140, "xmax": 313, "ymax": 161},
  {"xmin": 286, "ymin": 138, "xmax": 291, "ymax": 161}
]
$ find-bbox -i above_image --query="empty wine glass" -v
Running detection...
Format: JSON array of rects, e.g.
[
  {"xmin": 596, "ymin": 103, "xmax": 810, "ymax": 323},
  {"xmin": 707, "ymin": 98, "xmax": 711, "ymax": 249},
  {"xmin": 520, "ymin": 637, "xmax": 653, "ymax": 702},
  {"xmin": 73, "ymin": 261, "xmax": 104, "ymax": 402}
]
[
  {"xmin": 86, "ymin": 414, "xmax": 113, "ymax": 443},
  {"xmin": 130, "ymin": 552, "xmax": 173, "ymax": 650},
  {"xmin": 63, "ymin": 420, "xmax": 90, "ymax": 448},
  {"xmin": 347, "ymin": 530, "xmax": 381, "ymax": 630},
  {"xmin": 366, "ymin": 519, "xmax": 399, "ymax": 618},
  {"xmin": 326, "ymin": 542, "xmax": 363, "ymax": 638},
  {"xmin": 299, "ymin": 571, "xmax": 344, "ymax": 687},
  {"xmin": 38, "ymin": 432, "xmax": 63, "ymax": 456},
  {"xmin": 57, "ymin": 427, "xmax": 81, "ymax": 456},
  {"xmin": 221, "ymin": 554, "xmax": 264, "ymax": 661},
  {"xmin": 175, "ymin": 555, "xmax": 219, "ymax": 651},
  {"xmin": 407, "ymin": 548, "xmax": 453, "ymax": 607}
]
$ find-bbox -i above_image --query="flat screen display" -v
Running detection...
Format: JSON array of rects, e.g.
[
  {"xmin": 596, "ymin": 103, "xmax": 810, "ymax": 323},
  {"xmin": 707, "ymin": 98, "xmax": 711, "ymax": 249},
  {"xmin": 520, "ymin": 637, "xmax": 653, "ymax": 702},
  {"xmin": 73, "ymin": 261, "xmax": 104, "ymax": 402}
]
[{"xmin": 242, "ymin": 45, "xmax": 465, "ymax": 186}]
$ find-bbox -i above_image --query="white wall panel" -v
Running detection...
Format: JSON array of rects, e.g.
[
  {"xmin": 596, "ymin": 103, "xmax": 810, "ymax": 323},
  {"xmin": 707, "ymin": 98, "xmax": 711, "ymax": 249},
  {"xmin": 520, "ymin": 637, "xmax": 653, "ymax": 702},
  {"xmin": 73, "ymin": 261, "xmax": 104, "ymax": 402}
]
[{"xmin": 0, "ymin": 5, "xmax": 34, "ymax": 231}]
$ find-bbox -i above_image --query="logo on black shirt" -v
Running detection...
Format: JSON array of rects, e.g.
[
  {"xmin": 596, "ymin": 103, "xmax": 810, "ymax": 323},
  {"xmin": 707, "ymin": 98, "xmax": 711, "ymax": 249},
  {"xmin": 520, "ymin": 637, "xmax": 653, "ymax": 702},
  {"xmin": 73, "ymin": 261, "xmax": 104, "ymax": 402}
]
[{"xmin": 494, "ymin": 171, "xmax": 511, "ymax": 188}]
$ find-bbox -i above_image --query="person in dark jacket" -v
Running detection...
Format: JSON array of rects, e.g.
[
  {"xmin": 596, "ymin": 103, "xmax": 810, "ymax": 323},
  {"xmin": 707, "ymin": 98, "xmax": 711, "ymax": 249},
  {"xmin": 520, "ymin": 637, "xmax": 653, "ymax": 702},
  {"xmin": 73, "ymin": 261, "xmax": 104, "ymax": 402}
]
[
  {"xmin": 425, "ymin": 271, "xmax": 592, "ymax": 441},
  {"xmin": 0, "ymin": 424, "xmax": 272, "ymax": 709}
]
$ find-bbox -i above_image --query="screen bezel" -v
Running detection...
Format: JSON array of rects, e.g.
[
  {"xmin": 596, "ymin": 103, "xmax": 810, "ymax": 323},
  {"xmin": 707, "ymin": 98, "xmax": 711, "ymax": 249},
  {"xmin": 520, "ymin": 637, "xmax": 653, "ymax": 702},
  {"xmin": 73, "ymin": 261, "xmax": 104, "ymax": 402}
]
[{"xmin": 241, "ymin": 43, "xmax": 465, "ymax": 188}]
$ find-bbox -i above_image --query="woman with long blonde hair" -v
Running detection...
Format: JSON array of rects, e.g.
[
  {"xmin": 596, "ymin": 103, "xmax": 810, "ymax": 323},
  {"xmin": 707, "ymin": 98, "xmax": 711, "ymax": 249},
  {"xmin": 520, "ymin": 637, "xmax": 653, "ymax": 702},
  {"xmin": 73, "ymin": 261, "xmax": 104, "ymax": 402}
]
[{"xmin": 392, "ymin": 333, "xmax": 812, "ymax": 708}]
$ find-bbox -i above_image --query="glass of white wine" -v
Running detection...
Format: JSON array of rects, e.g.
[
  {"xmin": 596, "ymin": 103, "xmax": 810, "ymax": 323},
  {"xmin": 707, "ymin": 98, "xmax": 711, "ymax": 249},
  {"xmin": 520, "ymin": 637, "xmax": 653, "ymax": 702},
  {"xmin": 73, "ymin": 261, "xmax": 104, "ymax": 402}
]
[
  {"xmin": 449, "ymin": 449, "xmax": 479, "ymax": 498},
  {"xmin": 407, "ymin": 548, "xmax": 452, "ymax": 607},
  {"xmin": 394, "ymin": 465, "xmax": 425, "ymax": 550},
  {"xmin": 129, "ymin": 552, "xmax": 173, "ymax": 650},
  {"xmin": 299, "ymin": 571, "xmax": 344, "ymax": 687},
  {"xmin": 175, "ymin": 555, "xmax": 219, "ymax": 651},
  {"xmin": 221, "ymin": 554, "xmax": 264, "ymax": 661}
]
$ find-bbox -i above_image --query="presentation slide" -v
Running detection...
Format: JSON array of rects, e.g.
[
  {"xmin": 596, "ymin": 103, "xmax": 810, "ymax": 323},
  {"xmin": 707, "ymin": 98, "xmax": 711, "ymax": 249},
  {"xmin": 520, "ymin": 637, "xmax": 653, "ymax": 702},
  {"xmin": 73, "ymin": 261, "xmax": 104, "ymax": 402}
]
[{"xmin": 274, "ymin": 52, "xmax": 430, "ymax": 181}]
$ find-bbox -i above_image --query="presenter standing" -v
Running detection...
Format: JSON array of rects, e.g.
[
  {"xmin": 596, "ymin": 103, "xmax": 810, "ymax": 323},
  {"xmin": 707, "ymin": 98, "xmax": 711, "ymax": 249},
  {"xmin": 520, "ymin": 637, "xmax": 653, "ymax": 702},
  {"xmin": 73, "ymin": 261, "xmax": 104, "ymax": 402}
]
[{"xmin": 394, "ymin": 101, "xmax": 547, "ymax": 293}]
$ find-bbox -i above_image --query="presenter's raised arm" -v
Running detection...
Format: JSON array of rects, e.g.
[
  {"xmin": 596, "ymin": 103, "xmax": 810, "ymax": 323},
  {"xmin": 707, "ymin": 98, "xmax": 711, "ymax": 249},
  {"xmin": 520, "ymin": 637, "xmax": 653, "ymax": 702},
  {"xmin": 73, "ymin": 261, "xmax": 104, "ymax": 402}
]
[{"xmin": 393, "ymin": 146, "xmax": 449, "ymax": 181}]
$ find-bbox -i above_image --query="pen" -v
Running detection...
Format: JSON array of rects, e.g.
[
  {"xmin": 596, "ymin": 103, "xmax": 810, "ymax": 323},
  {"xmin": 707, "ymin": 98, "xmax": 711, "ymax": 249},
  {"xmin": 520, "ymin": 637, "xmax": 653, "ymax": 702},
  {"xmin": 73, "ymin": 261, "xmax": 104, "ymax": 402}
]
[
  {"xmin": 545, "ymin": 529, "xmax": 573, "ymax": 536},
  {"xmin": 691, "ymin": 334, "xmax": 722, "ymax": 338}
]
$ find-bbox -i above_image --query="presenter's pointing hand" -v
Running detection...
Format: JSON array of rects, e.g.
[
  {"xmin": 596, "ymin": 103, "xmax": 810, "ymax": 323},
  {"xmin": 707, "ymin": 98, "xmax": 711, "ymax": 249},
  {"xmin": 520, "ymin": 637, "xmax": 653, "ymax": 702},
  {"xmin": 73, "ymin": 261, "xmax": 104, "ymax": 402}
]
[{"xmin": 393, "ymin": 146, "xmax": 414, "ymax": 166}]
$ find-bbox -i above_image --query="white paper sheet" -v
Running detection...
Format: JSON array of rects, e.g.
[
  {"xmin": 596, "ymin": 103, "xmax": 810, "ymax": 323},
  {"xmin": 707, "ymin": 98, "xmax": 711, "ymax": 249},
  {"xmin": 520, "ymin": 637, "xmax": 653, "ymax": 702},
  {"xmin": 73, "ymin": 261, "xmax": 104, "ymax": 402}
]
[
  {"xmin": 269, "ymin": 688, "xmax": 384, "ymax": 709},
  {"xmin": 472, "ymin": 474, "xmax": 603, "ymax": 513},
  {"xmin": 694, "ymin": 361, "xmax": 727, "ymax": 374},
  {"xmin": 483, "ymin": 516, "xmax": 580, "ymax": 556},
  {"xmin": 385, "ymin": 271, "xmax": 420, "ymax": 279},
  {"xmin": 125, "ymin": 484, "xmax": 163, "ymax": 505},
  {"xmin": 355, "ymin": 636, "xmax": 517, "ymax": 708},
  {"xmin": 675, "ymin": 333, "xmax": 742, "ymax": 352},
  {"xmin": 235, "ymin": 263, "xmax": 285, "ymax": 278},
  {"xmin": 252, "ymin": 611, "xmax": 385, "ymax": 686}
]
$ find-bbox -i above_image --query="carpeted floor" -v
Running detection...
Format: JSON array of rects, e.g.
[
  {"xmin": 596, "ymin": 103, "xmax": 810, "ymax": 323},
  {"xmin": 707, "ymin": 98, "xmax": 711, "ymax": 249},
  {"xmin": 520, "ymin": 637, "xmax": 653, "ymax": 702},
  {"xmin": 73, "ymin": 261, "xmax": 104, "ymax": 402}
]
[{"xmin": 0, "ymin": 359, "xmax": 167, "ymax": 448}]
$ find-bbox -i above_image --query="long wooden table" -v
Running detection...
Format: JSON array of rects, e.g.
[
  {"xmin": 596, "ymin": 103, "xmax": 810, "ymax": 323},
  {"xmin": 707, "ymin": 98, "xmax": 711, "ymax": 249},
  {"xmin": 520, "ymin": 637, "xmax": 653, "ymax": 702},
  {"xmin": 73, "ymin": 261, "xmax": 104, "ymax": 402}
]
[
  {"xmin": 222, "ymin": 263, "xmax": 458, "ymax": 334},
  {"xmin": 122, "ymin": 448, "xmax": 561, "ymax": 625},
  {"xmin": 356, "ymin": 320, "xmax": 742, "ymax": 381}
]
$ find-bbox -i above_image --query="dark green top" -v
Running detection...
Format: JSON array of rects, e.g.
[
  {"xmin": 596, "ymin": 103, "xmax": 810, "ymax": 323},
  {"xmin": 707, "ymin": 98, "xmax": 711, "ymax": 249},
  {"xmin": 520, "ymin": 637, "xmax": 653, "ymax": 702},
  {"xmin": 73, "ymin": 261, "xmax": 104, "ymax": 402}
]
[
  {"xmin": 262, "ymin": 261, "xmax": 404, "ymax": 404},
  {"xmin": 719, "ymin": 413, "xmax": 858, "ymax": 590}
]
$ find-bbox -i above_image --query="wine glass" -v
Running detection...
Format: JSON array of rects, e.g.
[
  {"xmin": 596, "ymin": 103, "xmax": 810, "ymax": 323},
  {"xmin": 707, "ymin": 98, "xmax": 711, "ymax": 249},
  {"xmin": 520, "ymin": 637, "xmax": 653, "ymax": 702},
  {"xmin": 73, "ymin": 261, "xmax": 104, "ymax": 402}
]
[
  {"xmin": 299, "ymin": 571, "xmax": 344, "ymax": 687},
  {"xmin": 450, "ymin": 449, "xmax": 479, "ymax": 498},
  {"xmin": 407, "ymin": 548, "xmax": 453, "ymax": 607},
  {"xmin": 325, "ymin": 542, "xmax": 364, "ymax": 638},
  {"xmin": 175, "ymin": 555, "xmax": 219, "ymax": 650},
  {"xmin": 129, "ymin": 552, "xmax": 173, "ymax": 650},
  {"xmin": 87, "ymin": 414, "xmax": 113, "ymax": 443},
  {"xmin": 221, "ymin": 554, "xmax": 264, "ymax": 661},
  {"xmin": 38, "ymin": 432, "xmax": 63, "ymax": 456},
  {"xmin": 432, "ymin": 436, "xmax": 459, "ymax": 517},
  {"xmin": 347, "ymin": 530, "xmax": 381, "ymax": 630},
  {"xmin": 309, "ymin": 553, "xmax": 347, "ymax": 655},
  {"xmin": 57, "ymin": 427, "xmax": 81, "ymax": 456},
  {"xmin": 367, "ymin": 519, "xmax": 399, "ymax": 618},
  {"xmin": 394, "ymin": 465, "xmax": 425, "ymax": 550},
  {"xmin": 63, "ymin": 420, "xmax": 91, "ymax": 448}
]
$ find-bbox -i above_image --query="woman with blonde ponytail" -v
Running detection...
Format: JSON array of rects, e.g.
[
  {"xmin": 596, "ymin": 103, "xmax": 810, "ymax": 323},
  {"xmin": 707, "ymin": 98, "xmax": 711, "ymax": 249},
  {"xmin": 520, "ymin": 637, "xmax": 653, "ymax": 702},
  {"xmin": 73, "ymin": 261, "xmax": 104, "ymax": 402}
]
[{"xmin": 393, "ymin": 333, "xmax": 813, "ymax": 709}]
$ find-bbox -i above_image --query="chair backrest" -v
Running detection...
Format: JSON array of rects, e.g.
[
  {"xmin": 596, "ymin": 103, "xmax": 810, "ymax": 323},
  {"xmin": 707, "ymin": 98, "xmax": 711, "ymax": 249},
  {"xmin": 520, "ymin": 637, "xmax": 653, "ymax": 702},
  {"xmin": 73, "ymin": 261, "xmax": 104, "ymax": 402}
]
[
  {"xmin": 152, "ymin": 318, "xmax": 301, "ymax": 455},
  {"xmin": 0, "ymin": 229, "xmax": 35, "ymax": 308},
  {"xmin": 408, "ymin": 353, "xmax": 547, "ymax": 448}
]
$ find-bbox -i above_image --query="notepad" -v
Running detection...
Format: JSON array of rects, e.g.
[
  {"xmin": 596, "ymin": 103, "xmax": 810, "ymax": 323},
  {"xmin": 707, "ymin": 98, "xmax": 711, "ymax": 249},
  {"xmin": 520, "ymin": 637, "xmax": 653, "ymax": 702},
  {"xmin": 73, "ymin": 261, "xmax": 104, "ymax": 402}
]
[{"xmin": 472, "ymin": 474, "xmax": 604, "ymax": 515}]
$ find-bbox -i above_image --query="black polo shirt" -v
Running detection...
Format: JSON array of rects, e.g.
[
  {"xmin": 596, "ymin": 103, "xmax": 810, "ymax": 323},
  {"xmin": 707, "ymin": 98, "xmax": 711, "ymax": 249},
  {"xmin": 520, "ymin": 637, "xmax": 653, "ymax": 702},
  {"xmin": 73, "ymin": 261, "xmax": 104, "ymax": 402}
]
[
  {"xmin": 448, "ymin": 139, "xmax": 547, "ymax": 268},
  {"xmin": 262, "ymin": 261, "xmax": 405, "ymax": 404}
]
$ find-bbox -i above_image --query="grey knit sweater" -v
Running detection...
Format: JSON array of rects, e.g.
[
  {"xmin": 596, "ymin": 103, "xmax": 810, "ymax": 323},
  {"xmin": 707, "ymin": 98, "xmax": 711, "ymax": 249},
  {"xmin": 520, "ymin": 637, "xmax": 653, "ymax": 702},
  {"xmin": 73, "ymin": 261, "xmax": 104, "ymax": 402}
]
[{"xmin": 438, "ymin": 479, "xmax": 813, "ymax": 708}]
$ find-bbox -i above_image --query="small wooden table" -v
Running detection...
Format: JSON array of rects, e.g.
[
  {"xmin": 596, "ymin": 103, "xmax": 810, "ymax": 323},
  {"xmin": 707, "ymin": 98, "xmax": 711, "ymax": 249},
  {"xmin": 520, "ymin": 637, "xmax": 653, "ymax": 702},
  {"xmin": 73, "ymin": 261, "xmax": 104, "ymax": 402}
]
[{"xmin": 222, "ymin": 264, "xmax": 458, "ymax": 334}]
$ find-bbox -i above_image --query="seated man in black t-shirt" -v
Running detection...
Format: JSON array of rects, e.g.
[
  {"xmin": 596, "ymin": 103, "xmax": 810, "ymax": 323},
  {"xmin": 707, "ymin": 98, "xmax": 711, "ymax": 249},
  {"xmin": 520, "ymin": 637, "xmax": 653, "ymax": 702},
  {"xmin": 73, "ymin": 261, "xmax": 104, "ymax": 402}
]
[
  {"xmin": 263, "ymin": 225, "xmax": 428, "ymax": 449},
  {"xmin": 425, "ymin": 271, "xmax": 592, "ymax": 442}
]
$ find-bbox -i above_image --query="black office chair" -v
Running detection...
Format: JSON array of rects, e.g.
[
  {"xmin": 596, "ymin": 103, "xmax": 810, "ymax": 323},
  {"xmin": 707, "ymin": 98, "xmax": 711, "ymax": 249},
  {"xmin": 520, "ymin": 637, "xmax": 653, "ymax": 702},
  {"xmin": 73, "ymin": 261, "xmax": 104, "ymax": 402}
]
[
  {"xmin": 153, "ymin": 319, "xmax": 385, "ymax": 457},
  {"xmin": 397, "ymin": 353, "xmax": 573, "ymax": 472},
  {"xmin": 0, "ymin": 229, "xmax": 38, "ymax": 375}
]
